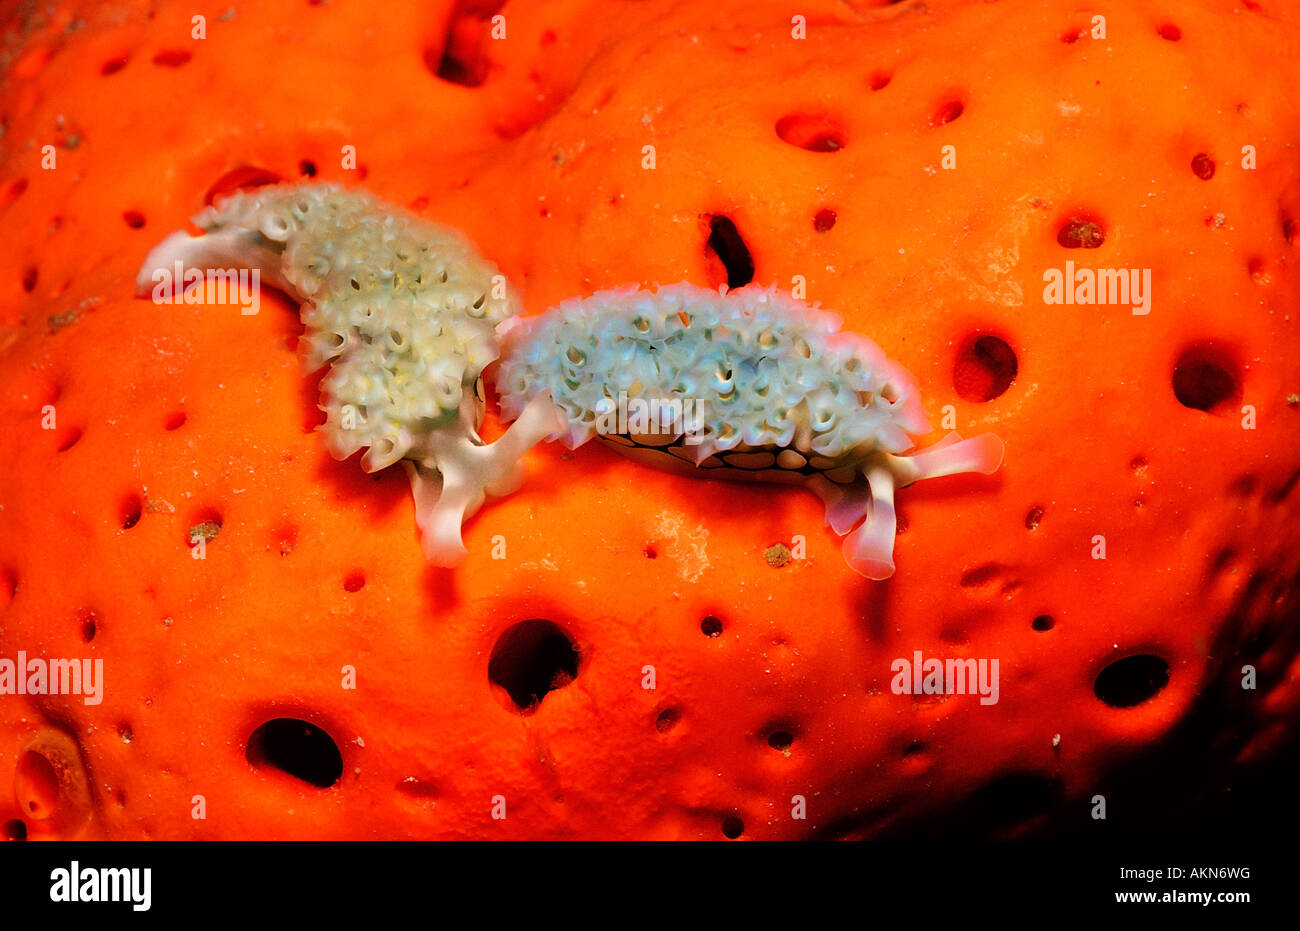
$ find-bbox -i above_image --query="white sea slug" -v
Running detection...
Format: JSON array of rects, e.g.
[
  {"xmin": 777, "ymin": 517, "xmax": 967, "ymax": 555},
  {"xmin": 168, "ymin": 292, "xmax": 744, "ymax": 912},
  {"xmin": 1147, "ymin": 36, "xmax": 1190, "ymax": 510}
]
[
  {"xmin": 497, "ymin": 283, "xmax": 1005, "ymax": 579},
  {"xmin": 135, "ymin": 182, "xmax": 562, "ymax": 565}
]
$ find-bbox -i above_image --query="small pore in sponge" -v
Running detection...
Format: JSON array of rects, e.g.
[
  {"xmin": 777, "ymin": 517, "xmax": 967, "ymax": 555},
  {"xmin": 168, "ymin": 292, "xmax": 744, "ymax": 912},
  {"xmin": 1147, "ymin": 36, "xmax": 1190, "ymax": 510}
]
[
  {"xmin": 703, "ymin": 215, "xmax": 755, "ymax": 289},
  {"xmin": 1172, "ymin": 344, "xmax": 1240, "ymax": 414},
  {"xmin": 775, "ymin": 113, "xmax": 847, "ymax": 152},
  {"xmin": 487, "ymin": 619, "xmax": 580, "ymax": 714},
  {"xmin": 1057, "ymin": 214, "xmax": 1106, "ymax": 248},
  {"xmin": 246, "ymin": 718, "xmax": 343, "ymax": 788},
  {"xmin": 953, "ymin": 334, "xmax": 1018, "ymax": 402}
]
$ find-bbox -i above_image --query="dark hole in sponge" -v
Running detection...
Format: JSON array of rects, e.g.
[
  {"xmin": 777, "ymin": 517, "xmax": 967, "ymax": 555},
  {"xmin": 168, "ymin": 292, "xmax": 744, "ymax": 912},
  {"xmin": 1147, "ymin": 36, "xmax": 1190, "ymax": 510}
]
[
  {"xmin": 655, "ymin": 708, "xmax": 680, "ymax": 733},
  {"xmin": 80, "ymin": 610, "xmax": 98, "ymax": 643},
  {"xmin": 56, "ymin": 427, "xmax": 83, "ymax": 452},
  {"xmin": 425, "ymin": 2, "xmax": 505, "ymax": 87},
  {"xmin": 931, "ymin": 99, "xmax": 964, "ymax": 127},
  {"xmin": 487, "ymin": 619, "xmax": 580, "ymax": 714},
  {"xmin": 721, "ymin": 816, "xmax": 745, "ymax": 839},
  {"xmin": 1172, "ymin": 345, "xmax": 1239, "ymax": 414},
  {"xmin": 774, "ymin": 113, "xmax": 847, "ymax": 152},
  {"xmin": 704, "ymin": 215, "xmax": 754, "ymax": 289},
  {"xmin": 1057, "ymin": 214, "xmax": 1106, "ymax": 248},
  {"xmin": 953, "ymin": 334, "xmax": 1017, "ymax": 402},
  {"xmin": 768, "ymin": 730, "xmax": 794, "ymax": 751},
  {"xmin": 204, "ymin": 166, "xmax": 284, "ymax": 207},
  {"xmin": 1094, "ymin": 654, "xmax": 1170, "ymax": 708},
  {"xmin": 246, "ymin": 718, "xmax": 343, "ymax": 788},
  {"xmin": 120, "ymin": 494, "xmax": 143, "ymax": 530},
  {"xmin": 151, "ymin": 48, "xmax": 191, "ymax": 68},
  {"xmin": 3, "ymin": 819, "xmax": 25, "ymax": 841},
  {"xmin": 15, "ymin": 751, "xmax": 59, "ymax": 820}
]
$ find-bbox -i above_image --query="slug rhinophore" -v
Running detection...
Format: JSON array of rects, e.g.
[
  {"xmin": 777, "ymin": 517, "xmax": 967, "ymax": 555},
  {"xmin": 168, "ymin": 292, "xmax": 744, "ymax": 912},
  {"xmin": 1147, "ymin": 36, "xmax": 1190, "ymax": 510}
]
[
  {"xmin": 497, "ymin": 283, "xmax": 1005, "ymax": 579},
  {"xmin": 135, "ymin": 182, "xmax": 562, "ymax": 565}
]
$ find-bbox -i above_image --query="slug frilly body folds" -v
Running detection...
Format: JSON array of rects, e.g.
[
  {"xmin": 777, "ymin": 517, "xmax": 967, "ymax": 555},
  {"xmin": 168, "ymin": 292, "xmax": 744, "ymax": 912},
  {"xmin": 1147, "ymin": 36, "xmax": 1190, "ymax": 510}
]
[
  {"xmin": 498, "ymin": 284, "xmax": 1005, "ymax": 579},
  {"xmin": 135, "ymin": 182, "xmax": 563, "ymax": 565}
]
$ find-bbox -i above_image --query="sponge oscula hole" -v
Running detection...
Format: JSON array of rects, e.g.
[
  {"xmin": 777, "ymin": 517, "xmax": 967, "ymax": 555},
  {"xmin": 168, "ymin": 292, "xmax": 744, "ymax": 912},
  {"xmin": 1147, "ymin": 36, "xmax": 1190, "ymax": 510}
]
[
  {"xmin": 775, "ymin": 113, "xmax": 847, "ymax": 152},
  {"xmin": 701, "ymin": 615, "xmax": 724, "ymax": 637},
  {"xmin": 298, "ymin": 159, "xmax": 317, "ymax": 178},
  {"xmin": 187, "ymin": 510, "xmax": 223, "ymax": 548},
  {"xmin": 56, "ymin": 426, "xmax": 83, "ymax": 453},
  {"xmin": 655, "ymin": 707, "xmax": 680, "ymax": 733},
  {"xmin": 721, "ymin": 816, "xmax": 745, "ymax": 839},
  {"xmin": 868, "ymin": 70, "xmax": 891, "ymax": 91},
  {"xmin": 79, "ymin": 609, "xmax": 98, "ymax": 643},
  {"xmin": 426, "ymin": 7, "xmax": 493, "ymax": 87},
  {"xmin": 164, "ymin": 410, "xmax": 187, "ymax": 431},
  {"xmin": 767, "ymin": 729, "xmax": 794, "ymax": 752},
  {"xmin": 100, "ymin": 56, "xmax": 128, "ymax": 76},
  {"xmin": 1247, "ymin": 258, "xmax": 1271, "ymax": 285},
  {"xmin": 1191, "ymin": 153, "xmax": 1215, "ymax": 180},
  {"xmin": 487, "ymin": 619, "xmax": 580, "ymax": 715},
  {"xmin": 703, "ymin": 214, "xmax": 755, "ymax": 289},
  {"xmin": 22, "ymin": 266, "xmax": 37, "ymax": 292},
  {"xmin": 204, "ymin": 165, "xmax": 284, "ymax": 207},
  {"xmin": 151, "ymin": 48, "xmax": 191, "ymax": 67},
  {"xmin": 343, "ymin": 571, "xmax": 365, "ymax": 593},
  {"xmin": 2, "ymin": 178, "xmax": 28, "ymax": 208},
  {"xmin": 1094, "ymin": 654, "xmax": 1170, "ymax": 707},
  {"xmin": 1025, "ymin": 506, "xmax": 1044, "ymax": 530},
  {"xmin": 3, "ymin": 819, "xmax": 25, "ymax": 841},
  {"xmin": 1056, "ymin": 214, "xmax": 1106, "ymax": 248},
  {"xmin": 1157, "ymin": 23, "xmax": 1182, "ymax": 41},
  {"xmin": 1032, "ymin": 614, "xmax": 1055, "ymax": 632},
  {"xmin": 930, "ymin": 99, "xmax": 965, "ymax": 127},
  {"xmin": 122, "ymin": 210, "xmax": 146, "ymax": 229},
  {"xmin": 246, "ymin": 718, "xmax": 343, "ymax": 788},
  {"xmin": 119, "ymin": 493, "xmax": 143, "ymax": 530},
  {"xmin": 14, "ymin": 750, "xmax": 60, "ymax": 820},
  {"xmin": 813, "ymin": 208, "xmax": 837, "ymax": 233},
  {"xmin": 953, "ymin": 333, "xmax": 1018, "ymax": 402},
  {"xmin": 1172, "ymin": 343, "xmax": 1240, "ymax": 415}
]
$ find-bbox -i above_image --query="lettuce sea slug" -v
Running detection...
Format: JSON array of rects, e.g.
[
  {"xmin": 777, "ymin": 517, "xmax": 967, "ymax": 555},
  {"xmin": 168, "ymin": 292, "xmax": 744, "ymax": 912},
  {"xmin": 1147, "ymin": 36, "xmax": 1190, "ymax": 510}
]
[
  {"xmin": 136, "ymin": 182, "xmax": 562, "ymax": 565},
  {"xmin": 498, "ymin": 283, "xmax": 1005, "ymax": 579}
]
